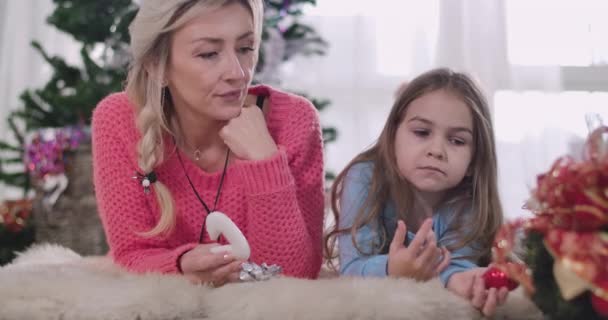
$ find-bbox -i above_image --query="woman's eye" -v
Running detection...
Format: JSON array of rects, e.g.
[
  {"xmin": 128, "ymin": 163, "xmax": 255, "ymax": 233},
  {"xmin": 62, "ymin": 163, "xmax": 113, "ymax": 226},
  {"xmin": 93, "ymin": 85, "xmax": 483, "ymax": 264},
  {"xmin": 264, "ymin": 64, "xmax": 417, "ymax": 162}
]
[
  {"xmin": 239, "ymin": 47, "xmax": 255, "ymax": 54},
  {"xmin": 198, "ymin": 52, "xmax": 218, "ymax": 59}
]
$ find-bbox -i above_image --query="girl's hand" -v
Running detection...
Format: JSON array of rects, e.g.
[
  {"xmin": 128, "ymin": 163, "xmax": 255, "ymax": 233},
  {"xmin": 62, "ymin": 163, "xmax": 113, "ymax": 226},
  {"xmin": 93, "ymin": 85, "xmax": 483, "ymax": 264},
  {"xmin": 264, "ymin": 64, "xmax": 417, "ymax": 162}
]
[
  {"xmin": 219, "ymin": 103, "xmax": 278, "ymax": 161},
  {"xmin": 447, "ymin": 268, "xmax": 509, "ymax": 317},
  {"xmin": 179, "ymin": 244, "xmax": 245, "ymax": 287},
  {"xmin": 387, "ymin": 219, "xmax": 451, "ymax": 281}
]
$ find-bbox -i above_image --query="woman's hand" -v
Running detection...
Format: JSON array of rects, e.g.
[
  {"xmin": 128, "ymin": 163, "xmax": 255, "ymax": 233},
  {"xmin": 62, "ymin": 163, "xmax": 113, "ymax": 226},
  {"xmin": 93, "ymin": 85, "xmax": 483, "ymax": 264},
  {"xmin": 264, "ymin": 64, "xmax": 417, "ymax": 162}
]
[
  {"xmin": 447, "ymin": 268, "xmax": 509, "ymax": 317},
  {"xmin": 179, "ymin": 244, "xmax": 245, "ymax": 287},
  {"xmin": 387, "ymin": 219, "xmax": 450, "ymax": 281},
  {"xmin": 220, "ymin": 103, "xmax": 277, "ymax": 161}
]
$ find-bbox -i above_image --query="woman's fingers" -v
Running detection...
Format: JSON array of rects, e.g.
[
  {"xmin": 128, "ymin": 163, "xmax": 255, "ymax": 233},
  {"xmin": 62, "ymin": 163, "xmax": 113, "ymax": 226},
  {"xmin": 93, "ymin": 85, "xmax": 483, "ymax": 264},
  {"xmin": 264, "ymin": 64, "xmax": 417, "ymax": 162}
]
[
  {"xmin": 226, "ymin": 271, "xmax": 242, "ymax": 283},
  {"xmin": 180, "ymin": 243, "xmax": 237, "ymax": 274},
  {"xmin": 210, "ymin": 260, "xmax": 244, "ymax": 282},
  {"xmin": 188, "ymin": 260, "xmax": 244, "ymax": 287},
  {"xmin": 185, "ymin": 273, "xmax": 205, "ymax": 285},
  {"xmin": 195, "ymin": 252, "xmax": 236, "ymax": 272}
]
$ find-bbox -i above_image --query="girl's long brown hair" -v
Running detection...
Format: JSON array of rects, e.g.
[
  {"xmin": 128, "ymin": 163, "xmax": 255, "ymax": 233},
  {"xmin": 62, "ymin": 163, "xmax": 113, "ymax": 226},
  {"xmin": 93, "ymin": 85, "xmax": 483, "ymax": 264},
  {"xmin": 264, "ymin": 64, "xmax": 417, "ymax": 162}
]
[{"xmin": 324, "ymin": 68, "xmax": 503, "ymax": 268}]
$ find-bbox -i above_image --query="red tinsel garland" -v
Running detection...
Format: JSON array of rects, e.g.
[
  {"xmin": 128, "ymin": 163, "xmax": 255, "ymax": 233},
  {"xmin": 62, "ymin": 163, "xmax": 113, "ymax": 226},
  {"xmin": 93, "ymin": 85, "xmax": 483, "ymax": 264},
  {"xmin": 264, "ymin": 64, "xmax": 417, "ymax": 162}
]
[{"xmin": 491, "ymin": 126, "xmax": 608, "ymax": 314}]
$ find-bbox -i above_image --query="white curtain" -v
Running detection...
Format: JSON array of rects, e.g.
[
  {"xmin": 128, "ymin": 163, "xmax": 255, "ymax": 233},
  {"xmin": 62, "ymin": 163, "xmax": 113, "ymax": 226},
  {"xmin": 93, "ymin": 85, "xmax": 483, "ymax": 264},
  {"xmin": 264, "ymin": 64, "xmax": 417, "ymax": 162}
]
[
  {"xmin": 280, "ymin": 3, "xmax": 439, "ymax": 180},
  {"xmin": 1, "ymin": 0, "xmax": 604, "ymax": 220},
  {"xmin": 434, "ymin": 0, "xmax": 512, "ymax": 96},
  {"xmin": 0, "ymin": 0, "xmax": 79, "ymax": 200},
  {"xmin": 282, "ymin": 1, "xmax": 579, "ymax": 220},
  {"xmin": 433, "ymin": 0, "xmax": 564, "ymax": 219}
]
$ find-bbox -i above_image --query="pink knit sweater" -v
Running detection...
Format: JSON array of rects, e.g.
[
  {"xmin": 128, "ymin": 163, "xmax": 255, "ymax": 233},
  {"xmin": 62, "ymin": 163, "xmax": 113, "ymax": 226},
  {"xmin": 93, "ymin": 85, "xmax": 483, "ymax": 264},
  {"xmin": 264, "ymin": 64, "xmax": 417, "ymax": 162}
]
[{"xmin": 92, "ymin": 85, "xmax": 324, "ymax": 279}]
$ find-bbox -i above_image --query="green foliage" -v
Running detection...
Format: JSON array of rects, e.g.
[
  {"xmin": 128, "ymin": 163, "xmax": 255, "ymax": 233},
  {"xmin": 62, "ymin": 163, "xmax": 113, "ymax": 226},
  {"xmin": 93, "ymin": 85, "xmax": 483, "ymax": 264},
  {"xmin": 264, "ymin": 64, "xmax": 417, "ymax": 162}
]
[
  {"xmin": 0, "ymin": 1, "xmax": 136, "ymax": 193},
  {"xmin": 524, "ymin": 231, "xmax": 601, "ymax": 319},
  {"xmin": 0, "ymin": 0, "xmax": 336, "ymax": 194},
  {"xmin": 46, "ymin": 0, "xmax": 135, "ymax": 46},
  {"xmin": 0, "ymin": 1, "xmax": 137, "ymax": 261}
]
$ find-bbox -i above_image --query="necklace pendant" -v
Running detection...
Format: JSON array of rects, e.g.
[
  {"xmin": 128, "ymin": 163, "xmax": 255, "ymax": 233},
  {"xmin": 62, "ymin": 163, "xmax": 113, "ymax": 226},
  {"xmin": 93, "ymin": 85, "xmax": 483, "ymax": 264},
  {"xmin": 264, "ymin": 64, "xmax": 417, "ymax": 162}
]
[
  {"xmin": 193, "ymin": 149, "xmax": 202, "ymax": 161},
  {"xmin": 206, "ymin": 211, "xmax": 251, "ymax": 260}
]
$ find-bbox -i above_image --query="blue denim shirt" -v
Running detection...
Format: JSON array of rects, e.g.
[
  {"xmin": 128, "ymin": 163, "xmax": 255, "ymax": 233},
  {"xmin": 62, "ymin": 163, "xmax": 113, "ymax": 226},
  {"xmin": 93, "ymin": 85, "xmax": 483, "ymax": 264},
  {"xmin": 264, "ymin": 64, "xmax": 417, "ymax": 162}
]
[{"xmin": 338, "ymin": 162, "xmax": 478, "ymax": 286}]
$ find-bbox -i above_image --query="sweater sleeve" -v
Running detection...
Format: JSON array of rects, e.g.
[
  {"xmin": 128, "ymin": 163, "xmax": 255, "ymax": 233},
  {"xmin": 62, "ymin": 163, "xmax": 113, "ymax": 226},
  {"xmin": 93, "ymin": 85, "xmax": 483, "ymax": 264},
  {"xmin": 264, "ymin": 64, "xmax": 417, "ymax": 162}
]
[
  {"xmin": 92, "ymin": 94, "xmax": 197, "ymax": 274},
  {"xmin": 438, "ymin": 247, "xmax": 478, "ymax": 286},
  {"xmin": 436, "ymin": 207, "xmax": 480, "ymax": 286},
  {"xmin": 337, "ymin": 163, "xmax": 389, "ymax": 277},
  {"xmin": 233, "ymin": 98, "xmax": 324, "ymax": 279}
]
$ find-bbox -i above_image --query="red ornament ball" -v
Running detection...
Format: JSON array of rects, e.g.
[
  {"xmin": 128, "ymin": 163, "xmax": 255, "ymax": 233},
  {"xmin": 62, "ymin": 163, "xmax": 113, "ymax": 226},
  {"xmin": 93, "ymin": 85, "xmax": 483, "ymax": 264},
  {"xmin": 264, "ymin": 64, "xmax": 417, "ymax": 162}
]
[
  {"xmin": 591, "ymin": 293, "xmax": 608, "ymax": 317},
  {"xmin": 483, "ymin": 267, "xmax": 519, "ymax": 291}
]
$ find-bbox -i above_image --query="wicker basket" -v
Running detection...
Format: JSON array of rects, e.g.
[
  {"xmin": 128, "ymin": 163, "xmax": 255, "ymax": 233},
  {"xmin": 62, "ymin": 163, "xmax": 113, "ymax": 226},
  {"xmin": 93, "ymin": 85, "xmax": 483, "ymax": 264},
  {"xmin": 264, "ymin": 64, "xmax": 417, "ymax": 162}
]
[{"xmin": 32, "ymin": 143, "xmax": 108, "ymax": 255}]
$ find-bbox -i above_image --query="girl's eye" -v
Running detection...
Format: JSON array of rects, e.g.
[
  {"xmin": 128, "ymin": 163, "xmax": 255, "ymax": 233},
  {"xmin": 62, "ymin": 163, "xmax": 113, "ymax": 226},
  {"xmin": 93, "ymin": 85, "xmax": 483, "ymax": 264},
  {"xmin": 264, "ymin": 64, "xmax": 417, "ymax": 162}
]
[
  {"xmin": 449, "ymin": 138, "xmax": 466, "ymax": 146},
  {"xmin": 413, "ymin": 129, "xmax": 430, "ymax": 137}
]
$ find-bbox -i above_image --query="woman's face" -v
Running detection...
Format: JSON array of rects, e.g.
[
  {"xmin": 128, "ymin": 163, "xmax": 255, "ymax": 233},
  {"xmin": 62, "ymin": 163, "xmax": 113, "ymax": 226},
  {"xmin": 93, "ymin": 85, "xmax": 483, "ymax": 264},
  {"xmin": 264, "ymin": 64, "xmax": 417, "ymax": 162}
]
[{"xmin": 166, "ymin": 2, "xmax": 256, "ymax": 122}]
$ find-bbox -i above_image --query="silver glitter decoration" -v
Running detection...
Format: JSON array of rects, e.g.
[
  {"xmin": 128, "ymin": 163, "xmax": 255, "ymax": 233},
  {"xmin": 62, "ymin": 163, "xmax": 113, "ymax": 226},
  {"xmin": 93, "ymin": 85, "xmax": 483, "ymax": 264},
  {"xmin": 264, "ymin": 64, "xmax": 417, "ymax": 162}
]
[{"xmin": 239, "ymin": 262, "xmax": 282, "ymax": 282}]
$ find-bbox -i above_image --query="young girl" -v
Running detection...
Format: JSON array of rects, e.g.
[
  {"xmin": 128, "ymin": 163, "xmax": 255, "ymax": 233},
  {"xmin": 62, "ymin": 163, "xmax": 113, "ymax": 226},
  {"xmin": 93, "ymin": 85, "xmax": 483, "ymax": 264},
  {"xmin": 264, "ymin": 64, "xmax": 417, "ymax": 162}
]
[{"xmin": 325, "ymin": 68, "xmax": 508, "ymax": 316}]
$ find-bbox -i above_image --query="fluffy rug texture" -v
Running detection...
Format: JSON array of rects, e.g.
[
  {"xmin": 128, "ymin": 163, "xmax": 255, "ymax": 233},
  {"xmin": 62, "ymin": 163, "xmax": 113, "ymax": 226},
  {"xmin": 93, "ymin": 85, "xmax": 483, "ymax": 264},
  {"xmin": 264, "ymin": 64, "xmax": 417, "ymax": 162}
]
[{"xmin": 0, "ymin": 244, "xmax": 544, "ymax": 320}]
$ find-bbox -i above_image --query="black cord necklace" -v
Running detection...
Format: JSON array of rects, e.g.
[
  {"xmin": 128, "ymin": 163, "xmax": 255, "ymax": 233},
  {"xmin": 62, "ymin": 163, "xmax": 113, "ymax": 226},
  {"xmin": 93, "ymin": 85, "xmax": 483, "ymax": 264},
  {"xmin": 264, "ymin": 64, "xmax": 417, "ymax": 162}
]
[
  {"xmin": 176, "ymin": 146, "xmax": 230, "ymax": 243},
  {"xmin": 174, "ymin": 94, "xmax": 265, "ymax": 243}
]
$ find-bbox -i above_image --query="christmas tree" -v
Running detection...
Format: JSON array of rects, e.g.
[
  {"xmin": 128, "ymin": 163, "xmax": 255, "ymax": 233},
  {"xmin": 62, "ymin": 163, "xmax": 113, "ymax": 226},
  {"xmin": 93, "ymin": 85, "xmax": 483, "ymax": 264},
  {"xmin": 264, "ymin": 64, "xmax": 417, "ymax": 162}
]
[
  {"xmin": 0, "ymin": 0, "xmax": 332, "ymax": 265},
  {"xmin": 0, "ymin": 0, "xmax": 137, "ymax": 195}
]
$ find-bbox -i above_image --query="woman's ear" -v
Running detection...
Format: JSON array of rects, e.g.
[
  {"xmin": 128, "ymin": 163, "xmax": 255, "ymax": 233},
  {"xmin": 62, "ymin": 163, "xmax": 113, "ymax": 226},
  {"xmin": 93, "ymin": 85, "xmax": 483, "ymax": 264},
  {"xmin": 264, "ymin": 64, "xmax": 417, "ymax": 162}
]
[{"xmin": 144, "ymin": 57, "xmax": 167, "ymax": 87}]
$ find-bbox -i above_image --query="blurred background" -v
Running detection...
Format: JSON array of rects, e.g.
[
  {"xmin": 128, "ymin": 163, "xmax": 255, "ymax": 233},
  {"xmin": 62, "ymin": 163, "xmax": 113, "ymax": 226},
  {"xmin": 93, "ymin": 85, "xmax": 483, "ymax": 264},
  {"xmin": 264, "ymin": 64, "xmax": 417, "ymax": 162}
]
[{"xmin": 0, "ymin": 0, "xmax": 607, "ymax": 263}]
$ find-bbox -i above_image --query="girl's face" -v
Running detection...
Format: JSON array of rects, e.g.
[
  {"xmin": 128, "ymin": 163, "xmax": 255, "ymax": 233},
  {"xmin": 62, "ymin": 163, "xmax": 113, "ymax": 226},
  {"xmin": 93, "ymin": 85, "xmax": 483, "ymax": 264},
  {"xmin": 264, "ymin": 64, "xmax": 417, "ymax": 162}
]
[
  {"xmin": 394, "ymin": 89, "xmax": 474, "ymax": 201},
  {"xmin": 166, "ymin": 2, "xmax": 256, "ymax": 122}
]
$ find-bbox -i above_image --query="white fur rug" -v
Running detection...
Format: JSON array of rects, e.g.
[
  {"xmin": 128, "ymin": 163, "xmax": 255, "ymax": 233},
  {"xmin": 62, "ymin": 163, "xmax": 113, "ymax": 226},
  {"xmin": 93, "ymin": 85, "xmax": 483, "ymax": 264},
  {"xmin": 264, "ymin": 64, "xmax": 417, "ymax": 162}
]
[{"xmin": 0, "ymin": 244, "xmax": 544, "ymax": 320}]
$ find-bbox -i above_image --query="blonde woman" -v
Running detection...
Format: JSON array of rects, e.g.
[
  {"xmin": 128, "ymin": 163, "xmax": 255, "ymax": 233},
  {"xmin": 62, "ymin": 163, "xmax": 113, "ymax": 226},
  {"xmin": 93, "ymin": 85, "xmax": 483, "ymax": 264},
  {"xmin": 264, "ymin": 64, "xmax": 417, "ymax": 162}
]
[{"xmin": 92, "ymin": 0, "xmax": 324, "ymax": 286}]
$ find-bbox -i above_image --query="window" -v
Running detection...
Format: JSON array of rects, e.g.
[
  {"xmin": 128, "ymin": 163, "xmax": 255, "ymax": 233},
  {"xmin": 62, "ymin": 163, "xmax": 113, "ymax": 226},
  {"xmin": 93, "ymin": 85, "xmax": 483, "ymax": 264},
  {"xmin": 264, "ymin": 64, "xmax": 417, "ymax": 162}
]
[
  {"xmin": 495, "ymin": 91, "xmax": 608, "ymax": 144},
  {"xmin": 305, "ymin": 1, "xmax": 440, "ymax": 77},
  {"xmin": 374, "ymin": 1, "xmax": 439, "ymax": 76},
  {"xmin": 496, "ymin": 1, "xmax": 608, "ymax": 218},
  {"xmin": 506, "ymin": 0, "xmax": 608, "ymax": 66}
]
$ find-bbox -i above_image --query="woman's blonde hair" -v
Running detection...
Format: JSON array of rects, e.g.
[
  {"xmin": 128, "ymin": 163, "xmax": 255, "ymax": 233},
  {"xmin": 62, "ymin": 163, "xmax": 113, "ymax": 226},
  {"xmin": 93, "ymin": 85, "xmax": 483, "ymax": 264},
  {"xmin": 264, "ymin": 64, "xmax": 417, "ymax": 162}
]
[
  {"xmin": 324, "ymin": 68, "xmax": 503, "ymax": 267},
  {"xmin": 125, "ymin": 0, "xmax": 264, "ymax": 237}
]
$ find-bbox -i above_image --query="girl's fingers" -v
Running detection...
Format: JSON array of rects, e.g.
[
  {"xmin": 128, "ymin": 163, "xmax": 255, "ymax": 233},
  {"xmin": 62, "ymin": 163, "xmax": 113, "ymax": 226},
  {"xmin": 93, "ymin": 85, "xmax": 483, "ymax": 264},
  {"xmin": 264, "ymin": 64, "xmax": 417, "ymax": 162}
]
[
  {"xmin": 482, "ymin": 288, "xmax": 498, "ymax": 317},
  {"xmin": 416, "ymin": 238, "xmax": 439, "ymax": 266},
  {"xmin": 389, "ymin": 220, "xmax": 408, "ymax": 253},
  {"xmin": 470, "ymin": 274, "xmax": 487, "ymax": 309},
  {"xmin": 417, "ymin": 230, "xmax": 437, "ymax": 256},
  {"xmin": 408, "ymin": 219, "xmax": 433, "ymax": 253},
  {"xmin": 418, "ymin": 247, "xmax": 446, "ymax": 281},
  {"xmin": 497, "ymin": 287, "xmax": 509, "ymax": 305},
  {"xmin": 426, "ymin": 230, "xmax": 436, "ymax": 246},
  {"xmin": 434, "ymin": 247, "xmax": 451, "ymax": 274}
]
